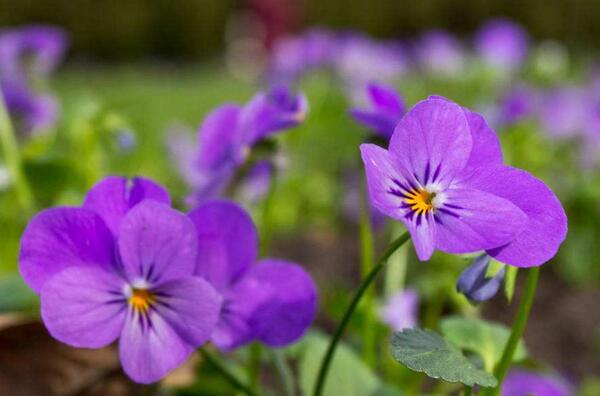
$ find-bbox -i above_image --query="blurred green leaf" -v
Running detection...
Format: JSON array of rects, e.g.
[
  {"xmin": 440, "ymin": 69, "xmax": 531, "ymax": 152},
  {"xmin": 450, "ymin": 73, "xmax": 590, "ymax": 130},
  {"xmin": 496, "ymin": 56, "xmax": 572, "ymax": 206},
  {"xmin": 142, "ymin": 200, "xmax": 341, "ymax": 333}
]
[
  {"xmin": 0, "ymin": 274, "xmax": 37, "ymax": 313},
  {"xmin": 440, "ymin": 316, "xmax": 527, "ymax": 372},
  {"xmin": 389, "ymin": 328, "xmax": 497, "ymax": 388}
]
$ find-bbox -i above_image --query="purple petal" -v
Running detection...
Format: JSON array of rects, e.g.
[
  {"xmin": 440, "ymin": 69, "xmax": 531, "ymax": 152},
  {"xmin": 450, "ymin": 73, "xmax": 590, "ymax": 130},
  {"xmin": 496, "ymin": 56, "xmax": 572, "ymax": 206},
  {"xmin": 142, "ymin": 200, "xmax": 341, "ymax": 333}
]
[
  {"xmin": 465, "ymin": 166, "xmax": 568, "ymax": 267},
  {"xmin": 119, "ymin": 307, "xmax": 193, "ymax": 384},
  {"xmin": 434, "ymin": 188, "xmax": 528, "ymax": 254},
  {"xmin": 197, "ymin": 103, "xmax": 243, "ymax": 169},
  {"xmin": 118, "ymin": 201, "xmax": 197, "ymax": 284},
  {"xmin": 389, "ymin": 98, "xmax": 472, "ymax": 186},
  {"xmin": 189, "ymin": 200, "xmax": 258, "ymax": 292},
  {"xmin": 1, "ymin": 80, "xmax": 58, "ymax": 136},
  {"xmin": 475, "ymin": 18, "xmax": 529, "ymax": 70},
  {"xmin": 502, "ymin": 369, "xmax": 572, "ymax": 396},
  {"xmin": 417, "ymin": 30, "xmax": 465, "ymax": 76},
  {"xmin": 40, "ymin": 266, "xmax": 126, "ymax": 348},
  {"xmin": 350, "ymin": 82, "xmax": 405, "ymax": 139},
  {"xmin": 406, "ymin": 213, "xmax": 437, "ymax": 261},
  {"xmin": 238, "ymin": 160, "xmax": 274, "ymax": 204},
  {"xmin": 83, "ymin": 176, "xmax": 170, "ymax": 236},
  {"xmin": 378, "ymin": 288, "xmax": 419, "ymax": 331},
  {"xmin": 152, "ymin": 276, "xmax": 222, "ymax": 346},
  {"xmin": 19, "ymin": 207, "xmax": 116, "ymax": 293},
  {"xmin": 245, "ymin": 259, "xmax": 317, "ymax": 347}
]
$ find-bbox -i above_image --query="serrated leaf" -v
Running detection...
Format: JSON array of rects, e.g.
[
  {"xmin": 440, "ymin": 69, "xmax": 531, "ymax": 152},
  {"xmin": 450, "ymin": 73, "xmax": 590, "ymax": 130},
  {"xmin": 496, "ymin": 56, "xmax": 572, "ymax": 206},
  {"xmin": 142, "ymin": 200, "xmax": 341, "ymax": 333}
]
[
  {"xmin": 390, "ymin": 328, "xmax": 497, "ymax": 388},
  {"xmin": 440, "ymin": 316, "xmax": 527, "ymax": 372},
  {"xmin": 504, "ymin": 266, "xmax": 518, "ymax": 303}
]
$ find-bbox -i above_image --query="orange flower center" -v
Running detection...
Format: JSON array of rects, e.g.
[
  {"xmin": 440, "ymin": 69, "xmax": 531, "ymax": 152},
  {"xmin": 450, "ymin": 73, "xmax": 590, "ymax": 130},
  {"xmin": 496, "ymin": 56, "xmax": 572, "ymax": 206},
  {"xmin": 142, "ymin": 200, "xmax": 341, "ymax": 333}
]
[
  {"xmin": 129, "ymin": 288, "xmax": 155, "ymax": 313},
  {"xmin": 404, "ymin": 188, "xmax": 436, "ymax": 215}
]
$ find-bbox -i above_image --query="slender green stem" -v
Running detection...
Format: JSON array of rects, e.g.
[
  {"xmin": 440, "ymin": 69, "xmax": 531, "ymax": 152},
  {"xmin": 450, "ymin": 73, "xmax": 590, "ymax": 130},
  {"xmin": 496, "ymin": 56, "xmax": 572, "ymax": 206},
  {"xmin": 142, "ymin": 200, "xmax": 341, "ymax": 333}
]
[
  {"xmin": 259, "ymin": 172, "xmax": 276, "ymax": 257},
  {"xmin": 247, "ymin": 342, "xmax": 263, "ymax": 392},
  {"xmin": 358, "ymin": 170, "xmax": 376, "ymax": 367},
  {"xmin": 483, "ymin": 266, "xmax": 540, "ymax": 396},
  {"xmin": 0, "ymin": 89, "xmax": 34, "ymax": 214},
  {"xmin": 199, "ymin": 348, "xmax": 260, "ymax": 396},
  {"xmin": 270, "ymin": 349, "xmax": 295, "ymax": 396},
  {"xmin": 312, "ymin": 232, "xmax": 411, "ymax": 396}
]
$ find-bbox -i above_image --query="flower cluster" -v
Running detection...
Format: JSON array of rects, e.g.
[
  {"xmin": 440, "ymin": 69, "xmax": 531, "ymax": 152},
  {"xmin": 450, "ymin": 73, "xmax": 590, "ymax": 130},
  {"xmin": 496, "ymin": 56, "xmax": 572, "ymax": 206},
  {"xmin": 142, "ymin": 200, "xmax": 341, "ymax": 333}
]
[
  {"xmin": 361, "ymin": 96, "xmax": 567, "ymax": 266},
  {"xmin": 19, "ymin": 176, "xmax": 317, "ymax": 383},
  {"xmin": 0, "ymin": 25, "xmax": 67, "ymax": 137},
  {"xmin": 169, "ymin": 85, "xmax": 307, "ymax": 205}
]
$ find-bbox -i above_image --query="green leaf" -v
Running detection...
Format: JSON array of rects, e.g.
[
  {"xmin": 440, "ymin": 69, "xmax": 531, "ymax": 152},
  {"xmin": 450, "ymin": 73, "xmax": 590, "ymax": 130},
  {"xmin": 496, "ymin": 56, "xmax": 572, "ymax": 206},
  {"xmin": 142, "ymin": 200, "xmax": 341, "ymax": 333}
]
[
  {"xmin": 389, "ymin": 328, "xmax": 497, "ymax": 388},
  {"xmin": 504, "ymin": 265, "xmax": 519, "ymax": 303},
  {"xmin": 299, "ymin": 332, "xmax": 381, "ymax": 396},
  {"xmin": 0, "ymin": 275, "xmax": 37, "ymax": 313},
  {"xmin": 440, "ymin": 316, "xmax": 527, "ymax": 372}
]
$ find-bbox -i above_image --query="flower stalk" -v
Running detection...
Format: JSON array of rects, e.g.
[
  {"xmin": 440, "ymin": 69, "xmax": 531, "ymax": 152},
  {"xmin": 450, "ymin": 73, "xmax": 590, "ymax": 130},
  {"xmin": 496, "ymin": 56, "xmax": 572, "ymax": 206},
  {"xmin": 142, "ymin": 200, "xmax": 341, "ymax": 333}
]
[
  {"xmin": 0, "ymin": 89, "xmax": 34, "ymax": 214},
  {"xmin": 483, "ymin": 266, "xmax": 540, "ymax": 396},
  {"xmin": 312, "ymin": 231, "xmax": 411, "ymax": 396},
  {"xmin": 200, "ymin": 348, "xmax": 261, "ymax": 396}
]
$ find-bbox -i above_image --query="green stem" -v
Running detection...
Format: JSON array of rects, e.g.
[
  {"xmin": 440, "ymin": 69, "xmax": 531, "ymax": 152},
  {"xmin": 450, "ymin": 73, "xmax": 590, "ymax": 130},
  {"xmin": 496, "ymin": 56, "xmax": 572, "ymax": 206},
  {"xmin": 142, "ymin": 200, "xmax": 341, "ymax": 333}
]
[
  {"xmin": 0, "ymin": 89, "xmax": 34, "ymax": 214},
  {"xmin": 358, "ymin": 171, "xmax": 376, "ymax": 367},
  {"xmin": 484, "ymin": 266, "xmax": 540, "ymax": 396},
  {"xmin": 199, "ymin": 348, "xmax": 260, "ymax": 396},
  {"xmin": 259, "ymin": 172, "xmax": 276, "ymax": 257},
  {"xmin": 271, "ymin": 349, "xmax": 295, "ymax": 396},
  {"xmin": 464, "ymin": 386, "xmax": 473, "ymax": 396},
  {"xmin": 312, "ymin": 232, "xmax": 411, "ymax": 396},
  {"xmin": 248, "ymin": 343, "xmax": 263, "ymax": 392}
]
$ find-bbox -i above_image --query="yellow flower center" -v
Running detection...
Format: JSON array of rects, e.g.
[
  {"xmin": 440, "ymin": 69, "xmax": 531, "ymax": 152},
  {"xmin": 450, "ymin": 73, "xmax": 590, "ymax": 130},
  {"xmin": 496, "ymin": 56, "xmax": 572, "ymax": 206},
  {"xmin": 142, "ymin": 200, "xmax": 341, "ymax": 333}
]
[
  {"xmin": 404, "ymin": 188, "xmax": 436, "ymax": 215},
  {"xmin": 129, "ymin": 288, "xmax": 155, "ymax": 313}
]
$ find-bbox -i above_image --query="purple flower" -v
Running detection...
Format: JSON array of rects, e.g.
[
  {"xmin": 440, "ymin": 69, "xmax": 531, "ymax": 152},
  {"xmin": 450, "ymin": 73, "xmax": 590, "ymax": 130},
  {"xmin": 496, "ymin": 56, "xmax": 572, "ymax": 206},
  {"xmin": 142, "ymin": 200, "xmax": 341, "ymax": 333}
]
[
  {"xmin": 1, "ymin": 80, "xmax": 57, "ymax": 136},
  {"xmin": 502, "ymin": 369, "xmax": 573, "ymax": 396},
  {"xmin": 237, "ymin": 160, "xmax": 274, "ymax": 204},
  {"xmin": 349, "ymin": 82, "xmax": 406, "ymax": 140},
  {"xmin": 456, "ymin": 254, "xmax": 505, "ymax": 303},
  {"xmin": 416, "ymin": 30, "xmax": 466, "ymax": 76},
  {"xmin": 378, "ymin": 288, "xmax": 419, "ymax": 331},
  {"xmin": 189, "ymin": 200, "xmax": 317, "ymax": 350},
  {"xmin": 498, "ymin": 85, "xmax": 539, "ymax": 126},
  {"xmin": 0, "ymin": 25, "xmax": 68, "ymax": 81},
  {"xmin": 541, "ymin": 86, "xmax": 588, "ymax": 139},
  {"xmin": 19, "ymin": 176, "xmax": 222, "ymax": 383},
  {"xmin": 361, "ymin": 96, "xmax": 567, "ymax": 265},
  {"xmin": 475, "ymin": 19, "xmax": 529, "ymax": 71}
]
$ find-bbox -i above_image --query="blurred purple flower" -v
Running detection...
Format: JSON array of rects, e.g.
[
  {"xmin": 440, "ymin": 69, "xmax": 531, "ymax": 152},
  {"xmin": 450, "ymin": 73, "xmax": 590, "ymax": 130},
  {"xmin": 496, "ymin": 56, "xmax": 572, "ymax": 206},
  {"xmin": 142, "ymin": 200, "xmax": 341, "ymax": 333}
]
[
  {"xmin": 335, "ymin": 33, "xmax": 408, "ymax": 86},
  {"xmin": 378, "ymin": 288, "xmax": 419, "ymax": 331},
  {"xmin": 361, "ymin": 96, "xmax": 567, "ymax": 265},
  {"xmin": 456, "ymin": 254, "xmax": 504, "ymax": 303},
  {"xmin": 475, "ymin": 18, "xmax": 529, "ymax": 71},
  {"xmin": 349, "ymin": 82, "xmax": 405, "ymax": 140},
  {"xmin": 19, "ymin": 176, "xmax": 222, "ymax": 384},
  {"xmin": 416, "ymin": 30, "xmax": 466, "ymax": 76},
  {"xmin": 541, "ymin": 86, "xmax": 587, "ymax": 139},
  {"xmin": 270, "ymin": 28, "xmax": 338, "ymax": 82},
  {"xmin": 189, "ymin": 200, "xmax": 317, "ymax": 351},
  {"xmin": 238, "ymin": 160, "xmax": 274, "ymax": 204},
  {"xmin": 0, "ymin": 25, "xmax": 68, "ymax": 81},
  {"xmin": 502, "ymin": 369, "xmax": 573, "ymax": 396},
  {"xmin": 498, "ymin": 85, "xmax": 539, "ymax": 126},
  {"xmin": 342, "ymin": 168, "xmax": 386, "ymax": 228},
  {"xmin": 1, "ymin": 80, "xmax": 57, "ymax": 136}
]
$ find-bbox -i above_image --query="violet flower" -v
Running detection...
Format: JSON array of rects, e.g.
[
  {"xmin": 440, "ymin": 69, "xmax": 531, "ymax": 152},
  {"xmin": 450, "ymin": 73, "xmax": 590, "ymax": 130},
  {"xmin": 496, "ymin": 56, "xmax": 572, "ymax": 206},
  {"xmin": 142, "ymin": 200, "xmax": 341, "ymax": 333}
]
[
  {"xmin": 1, "ymin": 80, "xmax": 58, "ymax": 136},
  {"xmin": 475, "ymin": 18, "xmax": 529, "ymax": 71},
  {"xmin": 456, "ymin": 254, "xmax": 505, "ymax": 303},
  {"xmin": 19, "ymin": 176, "xmax": 222, "ymax": 383},
  {"xmin": 189, "ymin": 200, "xmax": 317, "ymax": 350},
  {"xmin": 378, "ymin": 288, "xmax": 419, "ymax": 331},
  {"xmin": 349, "ymin": 82, "xmax": 406, "ymax": 140},
  {"xmin": 416, "ymin": 30, "xmax": 466, "ymax": 77},
  {"xmin": 502, "ymin": 369, "xmax": 573, "ymax": 396},
  {"xmin": 541, "ymin": 86, "xmax": 588, "ymax": 139},
  {"xmin": 497, "ymin": 85, "xmax": 539, "ymax": 126},
  {"xmin": 361, "ymin": 96, "xmax": 567, "ymax": 265},
  {"xmin": 237, "ymin": 160, "xmax": 274, "ymax": 205},
  {"xmin": 0, "ymin": 25, "xmax": 68, "ymax": 81}
]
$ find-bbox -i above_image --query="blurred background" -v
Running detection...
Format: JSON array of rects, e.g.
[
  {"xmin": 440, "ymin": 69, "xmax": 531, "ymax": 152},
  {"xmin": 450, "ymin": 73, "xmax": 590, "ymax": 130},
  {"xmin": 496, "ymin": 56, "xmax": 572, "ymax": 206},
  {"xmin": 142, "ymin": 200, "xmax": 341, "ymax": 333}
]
[{"xmin": 1, "ymin": 1, "xmax": 600, "ymax": 395}]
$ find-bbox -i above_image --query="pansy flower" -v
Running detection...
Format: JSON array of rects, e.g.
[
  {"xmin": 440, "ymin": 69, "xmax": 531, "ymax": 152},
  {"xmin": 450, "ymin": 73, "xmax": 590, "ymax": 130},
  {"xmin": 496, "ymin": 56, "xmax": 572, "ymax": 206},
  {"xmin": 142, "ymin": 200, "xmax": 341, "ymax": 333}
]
[
  {"xmin": 19, "ymin": 176, "xmax": 222, "ymax": 383},
  {"xmin": 1, "ymin": 80, "xmax": 57, "ymax": 136},
  {"xmin": 502, "ymin": 369, "xmax": 573, "ymax": 396},
  {"xmin": 475, "ymin": 18, "xmax": 529, "ymax": 71},
  {"xmin": 361, "ymin": 97, "xmax": 567, "ymax": 266},
  {"xmin": 378, "ymin": 288, "xmax": 419, "ymax": 331},
  {"xmin": 189, "ymin": 200, "xmax": 317, "ymax": 351},
  {"xmin": 456, "ymin": 254, "xmax": 505, "ymax": 303},
  {"xmin": 416, "ymin": 30, "xmax": 466, "ymax": 77},
  {"xmin": 349, "ymin": 82, "xmax": 405, "ymax": 140}
]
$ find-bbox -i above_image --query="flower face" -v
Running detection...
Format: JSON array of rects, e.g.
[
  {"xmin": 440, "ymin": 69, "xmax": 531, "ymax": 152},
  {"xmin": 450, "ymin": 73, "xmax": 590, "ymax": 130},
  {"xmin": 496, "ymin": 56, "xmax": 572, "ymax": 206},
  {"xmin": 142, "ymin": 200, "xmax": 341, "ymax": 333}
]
[
  {"xmin": 19, "ymin": 177, "xmax": 222, "ymax": 384},
  {"xmin": 361, "ymin": 97, "xmax": 567, "ymax": 266},
  {"xmin": 188, "ymin": 200, "xmax": 318, "ymax": 351},
  {"xmin": 350, "ymin": 82, "xmax": 405, "ymax": 140}
]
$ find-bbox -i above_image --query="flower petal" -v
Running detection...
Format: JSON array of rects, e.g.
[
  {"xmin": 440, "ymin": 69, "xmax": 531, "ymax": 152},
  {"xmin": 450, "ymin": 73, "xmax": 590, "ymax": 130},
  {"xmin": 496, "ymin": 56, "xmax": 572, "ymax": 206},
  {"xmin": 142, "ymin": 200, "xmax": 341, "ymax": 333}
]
[
  {"xmin": 389, "ymin": 98, "xmax": 472, "ymax": 186},
  {"xmin": 118, "ymin": 201, "xmax": 197, "ymax": 284},
  {"xmin": 84, "ymin": 176, "xmax": 171, "ymax": 235},
  {"xmin": 19, "ymin": 207, "xmax": 116, "ymax": 293},
  {"xmin": 405, "ymin": 213, "xmax": 437, "ymax": 261},
  {"xmin": 198, "ymin": 103, "xmax": 243, "ymax": 169},
  {"xmin": 119, "ymin": 308, "xmax": 193, "ymax": 384},
  {"xmin": 466, "ymin": 166, "xmax": 568, "ymax": 267},
  {"xmin": 434, "ymin": 188, "xmax": 528, "ymax": 254},
  {"xmin": 245, "ymin": 259, "xmax": 317, "ymax": 347},
  {"xmin": 189, "ymin": 200, "xmax": 258, "ymax": 291},
  {"xmin": 152, "ymin": 276, "xmax": 222, "ymax": 346},
  {"xmin": 40, "ymin": 266, "xmax": 126, "ymax": 348}
]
